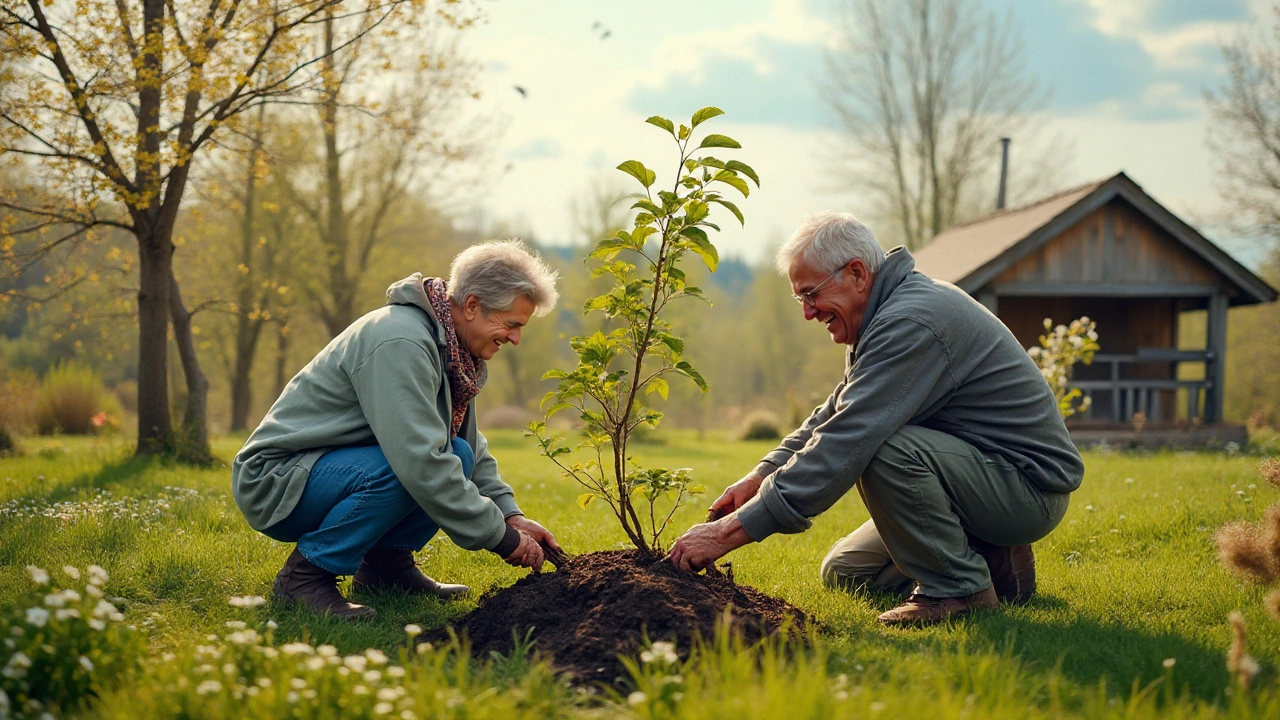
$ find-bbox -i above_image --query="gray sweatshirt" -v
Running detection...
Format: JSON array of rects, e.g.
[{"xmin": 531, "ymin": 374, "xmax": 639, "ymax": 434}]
[
  {"xmin": 737, "ymin": 248, "xmax": 1083, "ymax": 541},
  {"xmin": 231, "ymin": 274, "xmax": 522, "ymax": 553}
]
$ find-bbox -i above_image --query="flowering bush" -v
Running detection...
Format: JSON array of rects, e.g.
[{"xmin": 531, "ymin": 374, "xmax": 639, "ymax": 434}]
[
  {"xmin": 0, "ymin": 565, "xmax": 143, "ymax": 719},
  {"xmin": 1027, "ymin": 317, "xmax": 1099, "ymax": 420}
]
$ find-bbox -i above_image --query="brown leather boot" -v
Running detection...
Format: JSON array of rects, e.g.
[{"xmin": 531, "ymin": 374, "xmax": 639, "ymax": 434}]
[
  {"xmin": 969, "ymin": 535, "xmax": 1036, "ymax": 605},
  {"xmin": 272, "ymin": 548, "xmax": 375, "ymax": 620},
  {"xmin": 352, "ymin": 547, "xmax": 469, "ymax": 599},
  {"xmin": 877, "ymin": 586, "xmax": 998, "ymax": 626}
]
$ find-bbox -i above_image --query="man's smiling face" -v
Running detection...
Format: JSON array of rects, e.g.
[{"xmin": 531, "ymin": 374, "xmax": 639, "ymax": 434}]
[
  {"xmin": 789, "ymin": 257, "xmax": 874, "ymax": 346},
  {"xmin": 455, "ymin": 294, "xmax": 534, "ymax": 360}
]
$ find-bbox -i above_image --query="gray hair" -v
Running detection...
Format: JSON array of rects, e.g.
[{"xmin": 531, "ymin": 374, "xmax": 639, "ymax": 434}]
[
  {"xmin": 775, "ymin": 212, "xmax": 885, "ymax": 275},
  {"xmin": 448, "ymin": 239, "xmax": 559, "ymax": 316}
]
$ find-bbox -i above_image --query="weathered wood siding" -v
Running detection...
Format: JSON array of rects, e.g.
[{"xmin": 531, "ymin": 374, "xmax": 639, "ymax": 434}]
[{"xmin": 993, "ymin": 199, "xmax": 1220, "ymax": 286}]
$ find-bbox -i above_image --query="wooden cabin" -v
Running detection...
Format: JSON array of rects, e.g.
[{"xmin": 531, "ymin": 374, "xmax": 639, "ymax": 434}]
[{"xmin": 914, "ymin": 172, "xmax": 1277, "ymax": 441}]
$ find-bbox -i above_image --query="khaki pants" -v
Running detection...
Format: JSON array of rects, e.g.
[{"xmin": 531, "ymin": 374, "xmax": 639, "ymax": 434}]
[{"xmin": 820, "ymin": 425, "xmax": 1070, "ymax": 598}]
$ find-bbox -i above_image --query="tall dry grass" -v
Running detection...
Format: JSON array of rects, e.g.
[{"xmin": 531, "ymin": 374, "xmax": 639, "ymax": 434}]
[{"xmin": 1215, "ymin": 457, "xmax": 1280, "ymax": 688}]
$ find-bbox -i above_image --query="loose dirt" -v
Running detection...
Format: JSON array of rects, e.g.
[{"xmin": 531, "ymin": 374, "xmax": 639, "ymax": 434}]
[{"xmin": 430, "ymin": 549, "xmax": 806, "ymax": 682}]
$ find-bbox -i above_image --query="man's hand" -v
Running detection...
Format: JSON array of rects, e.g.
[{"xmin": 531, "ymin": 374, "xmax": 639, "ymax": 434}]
[
  {"xmin": 707, "ymin": 471, "xmax": 765, "ymax": 521},
  {"xmin": 667, "ymin": 513, "xmax": 754, "ymax": 572},
  {"xmin": 505, "ymin": 515, "xmax": 560, "ymax": 550},
  {"xmin": 502, "ymin": 531, "xmax": 545, "ymax": 572}
]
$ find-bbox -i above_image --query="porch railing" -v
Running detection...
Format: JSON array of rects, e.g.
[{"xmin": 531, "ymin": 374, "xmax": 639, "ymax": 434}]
[{"xmin": 1070, "ymin": 349, "xmax": 1213, "ymax": 423}]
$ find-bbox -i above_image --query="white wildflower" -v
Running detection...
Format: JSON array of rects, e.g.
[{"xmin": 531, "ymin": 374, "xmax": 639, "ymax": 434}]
[
  {"xmin": 6, "ymin": 652, "xmax": 31, "ymax": 669},
  {"xmin": 386, "ymin": 666, "xmax": 406, "ymax": 679},
  {"xmin": 353, "ymin": 685, "xmax": 370, "ymax": 695},
  {"xmin": 226, "ymin": 630, "xmax": 259, "ymax": 646},
  {"xmin": 25, "ymin": 607, "xmax": 49, "ymax": 627},
  {"xmin": 1163, "ymin": 658, "xmax": 1176, "ymax": 668},
  {"xmin": 364, "ymin": 670, "xmax": 382, "ymax": 683},
  {"xmin": 266, "ymin": 620, "xmax": 278, "ymax": 630},
  {"xmin": 286, "ymin": 691, "xmax": 300, "ymax": 703},
  {"xmin": 289, "ymin": 678, "xmax": 307, "ymax": 690},
  {"xmin": 376, "ymin": 688, "xmax": 398, "ymax": 701},
  {"xmin": 416, "ymin": 642, "xmax": 432, "ymax": 655},
  {"xmin": 25, "ymin": 566, "xmax": 49, "ymax": 586},
  {"xmin": 92, "ymin": 600, "xmax": 117, "ymax": 619},
  {"xmin": 224, "ymin": 621, "xmax": 247, "ymax": 630},
  {"xmin": 403, "ymin": 624, "xmax": 423, "ymax": 637},
  {"xmin": 43, "ymin": 593, "xmax": 65, "ymax": 609},
  {"xmin": 256, "ymin": 678, "xmax": 272, "ymax": 688},
  {"xmin": 87, "ymin": 565, "xmax": 108, "ymax": 586},
  {"xmin": 343, "ymin": 655, "xmax": 368, "ymax": 672},
  {"xmin": 640, "ymin": 641, "xmax": 678, "ymax": 665},
  {"xmin": 400, "ymin": 711, "xmax": 416, "ymax": 720},
  {"xmin": 55, "ymin": 608, "xmax": 80, "ymax": 621},
  {"xmin": 628, "ymin": 691, "xmax": 647, "ymax": 705},
  {"xmin": 85, "ymin": 584, "xmax": 103, "ymax": 598},
  {"xmin": 227, "ymin": 595, "xmax": 266, "ymax": 608},
  {"xmin": 281, "ymin": 643, "xmax": 314, "ymax": 656},
  {"xmin": 365, "ymin": 648, "xmax": 388, "ymax": 666},
  {"xmin": 316, "ymin": 644, "xmax": 337, "ymax": 657},
  {"xmin": 195, "ymin": 680, "xmax": 223, "ymax": 696},
  {"xmin": 374, "ymin": 702, "xmax": 394, "ymax": 715},
  {"xmin": 62, "ymin": 566, "xmax": 80, "ymax": 580},
  {"xmin": 78, "ymin": 656, "xmax": 94, "ymax": 672},
  {"xmin": 305, "ymin": 656, "xmax": 325, "ymax": 671}
]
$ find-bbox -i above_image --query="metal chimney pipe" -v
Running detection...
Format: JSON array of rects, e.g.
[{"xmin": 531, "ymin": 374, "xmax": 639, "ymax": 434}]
[{"xmin": 996, "ymin": 137, "xmax": 1011, "ymax": 210}]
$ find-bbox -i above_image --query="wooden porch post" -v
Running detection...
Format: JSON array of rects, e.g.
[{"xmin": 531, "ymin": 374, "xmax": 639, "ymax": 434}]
[
  {"xmin": 978, "ymin": 291, "xmax": 998, "ymax": 315},
  {"xmin": 1205, "ymin": 291, "xmax": 1229, "ymax": 424}
]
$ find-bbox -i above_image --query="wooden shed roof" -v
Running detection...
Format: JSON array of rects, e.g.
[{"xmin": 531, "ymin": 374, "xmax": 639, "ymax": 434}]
[{"xmin": 913, "ymin": 172, "xmax": 1278, "ymax": 306}]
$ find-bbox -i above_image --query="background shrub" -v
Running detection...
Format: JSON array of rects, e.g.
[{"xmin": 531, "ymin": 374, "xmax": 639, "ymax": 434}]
[
  {"xmin": 0, "ymin": 369, "xmax": 38, "ymax": 456},
  {"xmin": 34, "ymin": 363, "xmax": 122, "ymax": 435},
  {"xmin": 738, "ymin": 409, "xmax": 782, "ymax": 441}
]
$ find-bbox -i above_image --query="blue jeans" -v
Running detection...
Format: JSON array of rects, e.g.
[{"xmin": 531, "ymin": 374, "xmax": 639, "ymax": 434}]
[{"xmin": 262, "ymin": 438, "xmax": 475, "ymax": 575}]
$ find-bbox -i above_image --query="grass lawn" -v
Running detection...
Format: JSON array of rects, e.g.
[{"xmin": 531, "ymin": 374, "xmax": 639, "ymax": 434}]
[{"xmin": 1, "ymin": 431, "xmax": 1278, "ymax": 718}]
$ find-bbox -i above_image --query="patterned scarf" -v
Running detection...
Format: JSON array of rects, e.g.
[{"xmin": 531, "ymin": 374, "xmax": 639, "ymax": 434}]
[{"xmin": 424, "ymin": 277, "xmax": 487, "ymax": 437}]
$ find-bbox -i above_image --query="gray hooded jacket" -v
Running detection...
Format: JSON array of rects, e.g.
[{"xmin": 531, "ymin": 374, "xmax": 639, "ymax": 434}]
[
  {"xmin": 736, "ymin": 248, "xmax": 1084, "ymax": 541},
  {"xmin": 231, "ymin": 274, "xmax": 521, "ymax": 553}
]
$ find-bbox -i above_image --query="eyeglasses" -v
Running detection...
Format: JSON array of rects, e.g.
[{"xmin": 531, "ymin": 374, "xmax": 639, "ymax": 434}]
[{"xmin": 792, "ymin": 265, "xmax": 845, "ymax": 307}]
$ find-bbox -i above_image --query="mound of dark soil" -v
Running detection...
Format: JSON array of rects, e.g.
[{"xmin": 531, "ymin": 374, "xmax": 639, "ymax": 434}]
[{"xmin": 430, "ymin": 549, "xmax": 805, "ymax": 681}]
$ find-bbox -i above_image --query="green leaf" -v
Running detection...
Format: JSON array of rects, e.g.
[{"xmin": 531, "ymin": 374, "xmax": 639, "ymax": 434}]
[
  {"xmin": 710, "ymin": 198, "xmax": 745, "ymax": 226},
  {"xmin": 685, "ymin": 200, "xmax": 709, "ymax": 224},
  {"xmin": 588, "ymin": 236, "xmax": 629, "ymax": 261},
  {"xmin": 676, "ymin": 360, "xmax": 710, "ymax": 393},
  {"xmin": 691, "ymin": 106, "xmax": 725, "ymax": 128},
  {"xmin": 645, "ymin": 377, "xmax": 669, "ymax": 400},
  {"xmin": 678, "ymin": 124, "xmax": 691, "ymax": 140},
  {"xmin": 658, "ymin": 334, "xmax": 685, "ymax": 354},
  {"xmin": 541, "ymin": 370, "xmax": 568, "ymax": 381},
  {"xmin": 698, "ymin": 157, "xmax": 726, "ymax": 170},
  {"xmin": 631, "ymin": 199, "xmax": 662, "ymax": 215},
  {"xmin": 684, "ymin": 286, "xmax": 711, "ymax": 304},
  {"xmin": 544, "ymin": 401, "xmax": 573, "ymax": 418},
  {"xmin": 679, "ymin": 227, "xmax": 718, "ymax": 272},
  {"xmin": 712, "ymin": 170, "xmax": 750, "ymax": 197},
  {"xmin": 617, "ymin": 160, "xmax": 656, "ymax": 188},
  {"xmin": 698, "ymin": 133, "xmax": 741, "ymax": 149},
  {"xmin": 725, "ymin": 160, "xmax": 760, "ymax": 187},
  {"xmin": 577, "ymin": 493, "xmax": 595, "ymax": 510},
  {"xmin": 645, "ymin": 115, "xmax": 675, "ymax": 134}
]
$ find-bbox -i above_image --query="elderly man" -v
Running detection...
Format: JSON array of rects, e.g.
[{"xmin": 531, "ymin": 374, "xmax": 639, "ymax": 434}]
[
  {"xmin": 669, "ymin": 213, "xmax": 1083, "ymax": 625},
  {"xmin": 233, "ymin": 240, "xmax": 561, "ymax": 619}
]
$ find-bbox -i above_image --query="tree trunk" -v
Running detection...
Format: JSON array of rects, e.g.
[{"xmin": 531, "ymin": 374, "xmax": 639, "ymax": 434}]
[
  {"xmin": 230, "ymin": 117, "xmax": 266, "ymax": 432},
  {"xmin": 170, "ymin": 274, "xmax": 211, "ymax": 461},
  {"xmin": 274, "ymin": 322, "xmax": 291, "ymax": 398},
  {"xmin": 135, "ymin": 227, "xmax": 173, "ymax": 454},
  {"xmin": 320, "ymin": 10, "xmax": 355, "ymax": 338}
]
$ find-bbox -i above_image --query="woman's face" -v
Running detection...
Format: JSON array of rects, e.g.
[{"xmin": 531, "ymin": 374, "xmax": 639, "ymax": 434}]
[{"xmin": 453, "ymin": 294, "xmax": 535, "ymax": 360}]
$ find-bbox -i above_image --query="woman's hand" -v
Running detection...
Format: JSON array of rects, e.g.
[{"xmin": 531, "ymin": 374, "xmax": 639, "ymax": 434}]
[
  {"xmin": 506, "ymin": 515, "xmax": 560, "ymax": 551},
  {"xmin": 502, "ymin": 531, "xmax": 545, "ymax": 572}
]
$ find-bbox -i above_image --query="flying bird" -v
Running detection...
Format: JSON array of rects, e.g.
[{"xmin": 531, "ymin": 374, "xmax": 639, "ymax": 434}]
[
  {"xmin": 513, "ymin": 85, "xmax": 527, "ymax": 99},
  {"xmin": 591, "ymin": 21, "xmax": 611, "ymax": 40}
]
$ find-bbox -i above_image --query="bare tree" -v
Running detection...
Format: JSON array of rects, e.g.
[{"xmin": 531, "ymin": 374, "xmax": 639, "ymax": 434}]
[
  {"xmin": 0, "ymin": 0, "xmax": 424, "ymax": 457},
  {"xmin": 287, "ymin": 9, "xmax": 489, "ymax": 337},
  {"xmin": 1207, "ymin": 7, "xmax": 1280, "ymax": 249},
  {"xmin": 825, "ymin": 0, "xmax": 1047, "ymax": 250}
]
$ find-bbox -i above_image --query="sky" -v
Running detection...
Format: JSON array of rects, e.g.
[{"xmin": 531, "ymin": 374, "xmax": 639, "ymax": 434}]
[{"xmin": 456, "ymin": 0, "xmax": 1268, "ymax": 267}]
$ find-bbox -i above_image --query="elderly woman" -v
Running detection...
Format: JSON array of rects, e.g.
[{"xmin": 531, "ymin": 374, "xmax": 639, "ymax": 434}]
[{"xmin": 232, "ymin": 240, "xmax": 561, "ymax": 619}]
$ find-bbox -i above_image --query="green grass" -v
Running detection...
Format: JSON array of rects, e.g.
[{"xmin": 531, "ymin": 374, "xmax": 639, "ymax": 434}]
[{"xmin": 1, "ymin": 432, "xmax": 1278, "ymax": 717}]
